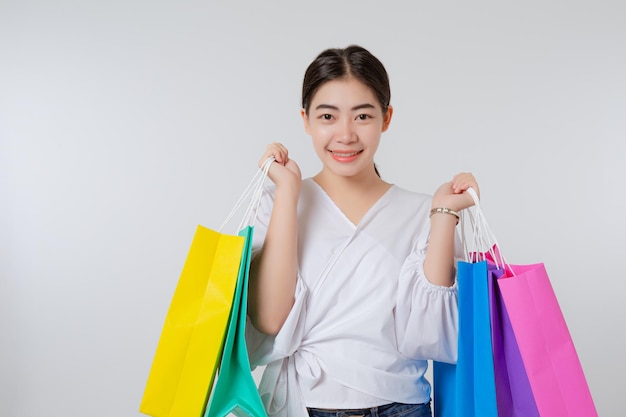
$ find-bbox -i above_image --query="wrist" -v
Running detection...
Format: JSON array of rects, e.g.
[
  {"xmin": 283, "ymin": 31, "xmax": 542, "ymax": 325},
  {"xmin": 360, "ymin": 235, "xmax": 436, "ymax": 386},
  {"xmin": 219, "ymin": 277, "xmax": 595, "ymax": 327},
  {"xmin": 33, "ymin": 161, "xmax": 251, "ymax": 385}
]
[{"xmin": 430, "ymin": 207, "xmax": 460, "ymax": 225}]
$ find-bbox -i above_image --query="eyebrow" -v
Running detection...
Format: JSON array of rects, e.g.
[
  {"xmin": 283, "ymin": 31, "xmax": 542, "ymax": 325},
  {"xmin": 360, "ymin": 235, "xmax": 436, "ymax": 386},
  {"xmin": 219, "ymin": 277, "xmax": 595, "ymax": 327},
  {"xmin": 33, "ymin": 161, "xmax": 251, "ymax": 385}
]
[{"xmin": 314, "ymin": 103, "xmax": 377, "ymax": 111}]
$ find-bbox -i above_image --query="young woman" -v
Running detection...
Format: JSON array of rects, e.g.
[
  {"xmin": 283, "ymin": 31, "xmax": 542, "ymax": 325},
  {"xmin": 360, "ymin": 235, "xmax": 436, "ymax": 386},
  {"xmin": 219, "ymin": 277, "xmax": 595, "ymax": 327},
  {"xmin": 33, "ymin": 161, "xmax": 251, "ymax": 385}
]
[{"xmin": 245, "ymin": 45, "xmax": 479, "ymax": 417}]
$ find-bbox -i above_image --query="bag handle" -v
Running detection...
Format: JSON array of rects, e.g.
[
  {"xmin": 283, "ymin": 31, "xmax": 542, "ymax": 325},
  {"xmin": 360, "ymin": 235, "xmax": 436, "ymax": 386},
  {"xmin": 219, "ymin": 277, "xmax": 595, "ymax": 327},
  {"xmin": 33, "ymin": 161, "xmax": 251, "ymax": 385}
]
[
  {"xmin": 219, "ymin": 156, "xmax": 275, "ymax": 233},
  {"xmin": 462, "ymin": 187, "xmax": 511, "ymax": 272}
]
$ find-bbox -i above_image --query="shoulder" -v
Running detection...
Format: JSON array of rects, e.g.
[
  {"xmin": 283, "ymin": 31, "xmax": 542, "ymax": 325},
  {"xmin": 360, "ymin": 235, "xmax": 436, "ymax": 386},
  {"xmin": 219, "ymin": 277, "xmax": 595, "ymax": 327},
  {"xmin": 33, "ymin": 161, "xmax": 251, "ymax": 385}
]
[
  {"xmin": 299, "ymin": 177, "xmax": 325, "ymax": 202},
  {"xmin": 380, "ymin": 185, "xmax": 433, "ymax": 229},
  {"xmin": 388, "ymin": 184, "xmax": 432, "ymax": 208}
]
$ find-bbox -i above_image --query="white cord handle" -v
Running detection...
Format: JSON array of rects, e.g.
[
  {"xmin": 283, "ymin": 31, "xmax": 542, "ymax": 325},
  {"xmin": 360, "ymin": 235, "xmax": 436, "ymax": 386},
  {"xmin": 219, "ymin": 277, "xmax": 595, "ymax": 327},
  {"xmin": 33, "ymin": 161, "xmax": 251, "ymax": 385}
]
[
  {"xmin": 219, "ymin": 156, "xmax": 275, "ymax": 232},
  {"xmin": 462, "ymin": 187, "xmax": 510, "ymax": 271}
]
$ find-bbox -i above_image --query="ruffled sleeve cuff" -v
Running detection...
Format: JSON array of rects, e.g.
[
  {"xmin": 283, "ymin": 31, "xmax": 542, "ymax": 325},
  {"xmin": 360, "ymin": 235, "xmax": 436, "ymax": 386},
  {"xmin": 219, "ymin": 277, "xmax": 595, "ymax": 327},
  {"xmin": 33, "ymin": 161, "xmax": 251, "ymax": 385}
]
[{"xmin": 395, "ymin": 238, "xmax": 459, "ymax": 364}]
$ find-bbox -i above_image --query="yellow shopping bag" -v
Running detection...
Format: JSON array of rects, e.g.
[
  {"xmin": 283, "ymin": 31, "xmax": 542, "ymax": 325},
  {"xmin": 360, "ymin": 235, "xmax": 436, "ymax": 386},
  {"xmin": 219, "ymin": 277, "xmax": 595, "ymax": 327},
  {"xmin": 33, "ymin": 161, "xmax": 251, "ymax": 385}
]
[{"xmin": 140, "ymin": 225, "xmax": 245, "ymax": 417}]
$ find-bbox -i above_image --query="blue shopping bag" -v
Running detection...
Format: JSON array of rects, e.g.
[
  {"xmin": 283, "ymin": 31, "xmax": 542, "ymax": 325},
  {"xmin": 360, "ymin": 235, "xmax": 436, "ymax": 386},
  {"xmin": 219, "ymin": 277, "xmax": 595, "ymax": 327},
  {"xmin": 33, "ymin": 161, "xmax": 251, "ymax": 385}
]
[{"xmin": 433, "ymin": 260, "xmax": 498, "ymax": 417}]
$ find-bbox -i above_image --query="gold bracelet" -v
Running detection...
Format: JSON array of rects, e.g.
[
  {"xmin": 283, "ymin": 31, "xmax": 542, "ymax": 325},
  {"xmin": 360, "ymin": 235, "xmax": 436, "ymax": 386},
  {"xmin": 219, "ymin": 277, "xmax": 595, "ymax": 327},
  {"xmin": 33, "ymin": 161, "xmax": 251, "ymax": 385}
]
[{"xmin": 430, "ymin": 207, "xmax": 460, "ymax": 224}]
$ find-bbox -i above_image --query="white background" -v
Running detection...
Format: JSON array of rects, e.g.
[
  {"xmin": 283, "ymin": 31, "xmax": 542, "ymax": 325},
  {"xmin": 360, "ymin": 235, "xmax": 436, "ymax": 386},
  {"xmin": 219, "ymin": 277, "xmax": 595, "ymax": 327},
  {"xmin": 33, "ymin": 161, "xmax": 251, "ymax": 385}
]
[{"xmin": 1, "ymin": 1, "xmax": 624, "ymax": 416}]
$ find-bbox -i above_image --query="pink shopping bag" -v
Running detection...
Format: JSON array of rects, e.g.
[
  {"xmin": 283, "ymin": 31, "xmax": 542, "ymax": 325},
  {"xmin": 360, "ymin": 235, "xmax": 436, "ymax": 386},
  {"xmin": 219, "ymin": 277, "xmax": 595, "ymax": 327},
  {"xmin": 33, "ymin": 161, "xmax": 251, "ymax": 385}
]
[
  {"xmin": 487, "ymin": 262, "xmax": 539, "ymax": 417},
  {"xmin": 460, "ymin": 187, "xmax": 598, "ymax": 417},
  {"xmin": 496, "ymin": 261, "xmax": 598, "ymax": 417}
]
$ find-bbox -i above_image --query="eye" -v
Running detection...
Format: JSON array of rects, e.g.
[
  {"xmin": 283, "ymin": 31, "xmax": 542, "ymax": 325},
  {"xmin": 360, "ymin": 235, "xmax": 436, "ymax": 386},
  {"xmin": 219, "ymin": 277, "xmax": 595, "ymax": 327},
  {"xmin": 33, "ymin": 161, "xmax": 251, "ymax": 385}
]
[
  {"xmin": 320, "ymin": 114, "xmax": 333, "ymax": 121},
  {"xmin": 356, "ymin": 114, "xmax": 372, "ymax": 121}
]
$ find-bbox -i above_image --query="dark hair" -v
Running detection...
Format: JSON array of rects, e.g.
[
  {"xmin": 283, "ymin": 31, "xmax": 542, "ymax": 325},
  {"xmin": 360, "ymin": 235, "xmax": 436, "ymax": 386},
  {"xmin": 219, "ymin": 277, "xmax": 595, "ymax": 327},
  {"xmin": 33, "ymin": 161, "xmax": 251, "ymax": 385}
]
[{"xmin": 301, "ymin": 45, "xmax": 391, "ymax": 116}]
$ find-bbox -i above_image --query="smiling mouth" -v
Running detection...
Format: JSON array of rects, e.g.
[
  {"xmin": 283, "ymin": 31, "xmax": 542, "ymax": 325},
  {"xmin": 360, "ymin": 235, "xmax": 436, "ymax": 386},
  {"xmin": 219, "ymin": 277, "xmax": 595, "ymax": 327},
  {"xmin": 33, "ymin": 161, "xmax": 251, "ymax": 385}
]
[{"xmin": 329, "ymin": 150, "xmax": 364, "ymax": 157}]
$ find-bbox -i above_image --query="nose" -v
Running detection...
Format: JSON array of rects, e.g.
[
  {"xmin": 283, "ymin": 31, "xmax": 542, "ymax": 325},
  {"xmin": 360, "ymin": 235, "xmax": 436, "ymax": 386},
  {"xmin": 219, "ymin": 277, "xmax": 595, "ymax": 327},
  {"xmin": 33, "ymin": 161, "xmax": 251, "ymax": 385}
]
[{"xmin": 336, "ymin": 118, "xmax": 357, "ymax": 144}]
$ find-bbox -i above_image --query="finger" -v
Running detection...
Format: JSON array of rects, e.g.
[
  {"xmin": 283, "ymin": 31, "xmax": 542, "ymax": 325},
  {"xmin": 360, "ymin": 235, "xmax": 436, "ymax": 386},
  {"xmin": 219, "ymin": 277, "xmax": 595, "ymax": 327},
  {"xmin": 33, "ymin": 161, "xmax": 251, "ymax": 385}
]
[
  {"xmin": 451, "ymin": 173, "xmax": 478, "ymax": 194},
  {"xmin": 259, "ymin": 143, "xmax": 288, "ymax": 167},
  {"xmin": 269, "ymin": 142, "xmax": 289, "ymax": 164}
]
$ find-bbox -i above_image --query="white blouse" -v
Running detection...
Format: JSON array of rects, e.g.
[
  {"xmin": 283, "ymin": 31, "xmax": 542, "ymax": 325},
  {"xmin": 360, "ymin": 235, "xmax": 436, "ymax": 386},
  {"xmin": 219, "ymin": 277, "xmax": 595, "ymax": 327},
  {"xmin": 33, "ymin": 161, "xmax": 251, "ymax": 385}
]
[{"xmin": 245, "ymin": 178, "xmax": 460, "ymax": 417}]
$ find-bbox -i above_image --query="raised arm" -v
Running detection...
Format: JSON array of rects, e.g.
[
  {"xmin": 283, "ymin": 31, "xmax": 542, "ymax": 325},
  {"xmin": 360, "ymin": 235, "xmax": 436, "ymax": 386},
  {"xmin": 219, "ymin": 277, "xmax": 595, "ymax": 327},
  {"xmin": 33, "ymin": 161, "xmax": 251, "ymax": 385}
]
[
  {"xmin": 248, "ymin": 143, "xmax": 302, "ymax": 335},
  {"xmin": 423, "ymin": 173, "xmax": 479, "ymax": 287}
]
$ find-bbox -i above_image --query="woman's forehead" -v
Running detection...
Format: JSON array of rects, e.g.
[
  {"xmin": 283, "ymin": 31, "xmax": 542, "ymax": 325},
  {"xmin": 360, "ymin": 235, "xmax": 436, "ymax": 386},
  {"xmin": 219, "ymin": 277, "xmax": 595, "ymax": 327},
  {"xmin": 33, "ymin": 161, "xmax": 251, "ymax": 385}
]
[{"xmin": 310, "ymin": 78, "xmax": 380, "ymax": 110}]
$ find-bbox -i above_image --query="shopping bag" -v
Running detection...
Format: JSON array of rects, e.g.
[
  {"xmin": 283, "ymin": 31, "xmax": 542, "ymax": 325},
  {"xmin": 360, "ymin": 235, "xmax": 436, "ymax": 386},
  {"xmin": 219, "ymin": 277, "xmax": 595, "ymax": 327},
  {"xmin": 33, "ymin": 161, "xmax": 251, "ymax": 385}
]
[
  {"xmin": 497, "ymin": 261, "xmax": 598, "ymax": 417},
  {"xmin": 203, "ymin": 158, "xmax": 274, "ymax": 417},
  {"xmin": 141, "ymin": 157, "xmax": 275, "ymax": 417},
  {"xmin": 465, "ymin": 187, "xmax": 598, "ymax": 417},
  {"xmin": 204, "ymin": 225, "xmax": 267, "ymax": 417},
  {"xmin": 487, "ymin": 262, "xmax": 539, "ymax": 417},
  {"xmin": 433, "ymin": 259, "xmax": 498, "ymax": 417},
  {"xmin": 432, "ymin": 362, "xmax": 456, "ymax": 417},
  {"xmin": 139, "ymin": 225, "xmax": 245, "ymax": 417}
]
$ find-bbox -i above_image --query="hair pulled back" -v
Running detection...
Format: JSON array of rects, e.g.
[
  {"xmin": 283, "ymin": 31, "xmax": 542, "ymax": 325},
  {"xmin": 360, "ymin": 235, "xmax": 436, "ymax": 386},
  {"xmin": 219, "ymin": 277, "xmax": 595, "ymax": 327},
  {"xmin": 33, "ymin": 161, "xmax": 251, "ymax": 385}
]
[{"xmin": 301, "ymin": 45, "xmax": 391, "ymax": 115}]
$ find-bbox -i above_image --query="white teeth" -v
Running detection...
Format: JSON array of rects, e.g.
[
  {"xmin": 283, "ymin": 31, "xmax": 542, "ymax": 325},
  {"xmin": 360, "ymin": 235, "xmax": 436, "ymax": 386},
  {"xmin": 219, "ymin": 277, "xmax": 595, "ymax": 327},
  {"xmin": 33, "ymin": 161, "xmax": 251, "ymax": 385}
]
[{"xmin": 331, "ymin": 150, "xmax": 360, "ymax": 157}]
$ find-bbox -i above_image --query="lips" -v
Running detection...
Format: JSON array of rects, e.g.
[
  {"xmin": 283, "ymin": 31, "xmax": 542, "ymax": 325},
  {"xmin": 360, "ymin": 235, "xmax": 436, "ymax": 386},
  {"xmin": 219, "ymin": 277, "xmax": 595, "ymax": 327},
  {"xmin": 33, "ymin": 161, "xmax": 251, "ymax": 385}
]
[
  {"xmin": 328, "ymin": 149, "xmax": 364, "ymax": 163},
  {"xmin": 329, "ymin": 150, "xmax": 363, "ymax": 157}
]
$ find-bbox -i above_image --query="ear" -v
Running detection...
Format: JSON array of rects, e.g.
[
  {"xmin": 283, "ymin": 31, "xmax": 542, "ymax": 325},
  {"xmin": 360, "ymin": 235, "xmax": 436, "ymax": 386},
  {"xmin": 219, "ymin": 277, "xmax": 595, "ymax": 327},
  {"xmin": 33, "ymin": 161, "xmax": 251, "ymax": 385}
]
[
  {"xmin": 301, "ymin": 108, "xmax": 312, "ymax": 135},
  {"xmin": 381, "ymin": 105, "xmax": 393, "ymax": 132}
]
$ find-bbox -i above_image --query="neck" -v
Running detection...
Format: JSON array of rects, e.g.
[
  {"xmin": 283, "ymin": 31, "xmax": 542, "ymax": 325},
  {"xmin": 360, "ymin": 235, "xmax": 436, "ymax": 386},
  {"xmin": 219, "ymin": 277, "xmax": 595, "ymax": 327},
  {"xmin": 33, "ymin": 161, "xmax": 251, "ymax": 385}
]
[
  {"xmin": 313, "ymin": 167, "xmax": 389, "ymax": 196},
  {"xmin": 312, "ymin": 167, "xmax": 392, "ymax": 226}
]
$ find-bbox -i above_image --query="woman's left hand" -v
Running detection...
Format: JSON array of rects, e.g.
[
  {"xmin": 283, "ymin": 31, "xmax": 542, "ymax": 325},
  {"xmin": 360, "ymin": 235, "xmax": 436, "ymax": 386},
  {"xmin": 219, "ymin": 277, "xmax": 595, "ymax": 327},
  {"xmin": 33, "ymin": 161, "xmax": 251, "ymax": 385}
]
[{"xmin": 431, "ymin": 172, "xmax": 480, "ymax": 212}]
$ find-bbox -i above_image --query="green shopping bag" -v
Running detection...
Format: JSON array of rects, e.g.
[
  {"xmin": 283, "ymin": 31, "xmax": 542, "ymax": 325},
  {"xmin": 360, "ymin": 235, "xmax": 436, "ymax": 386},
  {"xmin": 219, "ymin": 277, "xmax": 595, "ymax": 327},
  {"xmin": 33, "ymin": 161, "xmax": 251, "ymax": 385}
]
[
  {"xmin": 204, "ymin": 157, "xmax": 275, "ymax": 417},
  {"xmin": 204, "ymin": 225, "xmax": 267, "ymax": 417}
]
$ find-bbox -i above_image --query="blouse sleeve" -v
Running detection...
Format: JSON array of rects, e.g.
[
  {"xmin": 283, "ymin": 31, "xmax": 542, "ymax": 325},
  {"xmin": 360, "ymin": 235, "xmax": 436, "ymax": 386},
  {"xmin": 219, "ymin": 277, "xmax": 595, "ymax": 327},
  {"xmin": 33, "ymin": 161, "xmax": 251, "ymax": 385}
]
[
  {"xmin": 395, "ymin": 229, "xmax": 464, "ymax": 364},
  {"xmin": 246, "ymin": 278, "xmax": 309, "ymax": 367},
  {"xmin": 245, "ymin": 185, "xmax": 309, "ymax": 369}
]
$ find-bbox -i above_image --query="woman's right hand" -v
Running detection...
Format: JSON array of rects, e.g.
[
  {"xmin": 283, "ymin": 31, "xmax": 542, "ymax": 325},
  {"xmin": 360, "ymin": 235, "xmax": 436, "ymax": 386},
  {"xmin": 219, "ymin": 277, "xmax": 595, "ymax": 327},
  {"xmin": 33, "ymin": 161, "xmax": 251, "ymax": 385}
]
[{"xmin": 259, "ymin": 142, "xmax": 302, "ymax": 192}]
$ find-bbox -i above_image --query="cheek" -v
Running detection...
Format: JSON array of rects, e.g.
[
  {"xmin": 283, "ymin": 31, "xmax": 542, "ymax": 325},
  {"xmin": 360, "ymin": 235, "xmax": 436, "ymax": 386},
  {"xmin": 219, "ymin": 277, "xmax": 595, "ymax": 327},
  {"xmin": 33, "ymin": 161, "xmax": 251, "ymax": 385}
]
[
  {"xmin": 362, "ymin": 127, "xmax": 383, "ymax": 144},
  {"xmin": 312, "ymin": 135, "xmax": 328, "ymax": 152},
  {"xmin": 310, "ymin": 124, "xmax": 333, "ymax": 140}
]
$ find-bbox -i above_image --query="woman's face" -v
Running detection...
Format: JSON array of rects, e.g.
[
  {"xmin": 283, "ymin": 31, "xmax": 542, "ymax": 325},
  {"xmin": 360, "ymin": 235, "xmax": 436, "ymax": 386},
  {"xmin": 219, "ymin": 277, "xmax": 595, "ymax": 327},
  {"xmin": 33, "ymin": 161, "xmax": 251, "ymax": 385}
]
[{"xmin": 301, "ymin": 78, "xmax": 392, "ymax": 180}]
